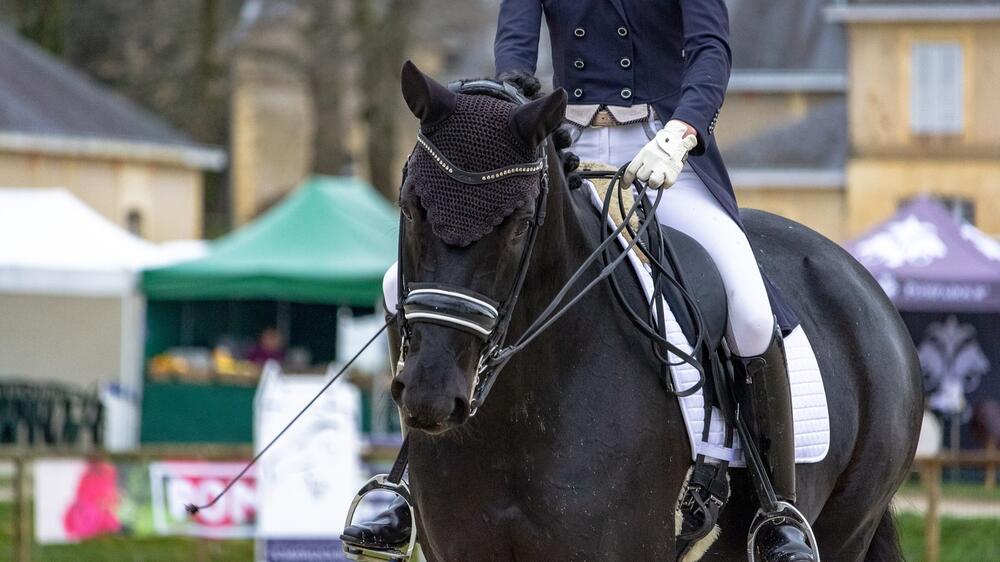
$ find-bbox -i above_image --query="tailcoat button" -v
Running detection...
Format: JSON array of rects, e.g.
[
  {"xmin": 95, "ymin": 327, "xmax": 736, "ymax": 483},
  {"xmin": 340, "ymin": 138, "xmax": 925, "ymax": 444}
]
[
  {"xmin": 574, "ymin": 59, "xmax": 585, "ymax": 69},
  {"xmin": 620, "ymin": 88, "xmax": 633, "ymax": 100},
  {"xmin": 617, "ymin": 26, "xmax": 628, "ymax": 37},
  {"xmin": 620, "ymin": 57, "xmax": 632, "ymax": 68},
  {"xmin": 574, "ymin": 27, "xmax": 586, "ymax": 38},
  {"xmin": 574, "ymin": 88, "xmax": 584, "ymax": 99}
]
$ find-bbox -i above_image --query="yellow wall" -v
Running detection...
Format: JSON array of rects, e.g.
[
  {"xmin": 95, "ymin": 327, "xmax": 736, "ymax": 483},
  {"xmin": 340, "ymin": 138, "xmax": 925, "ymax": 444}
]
[
  {"xmin": 0, "ymin": 151, "xmax": 203, "ymax": 241},
  {"xmin": 736, "ymin": 188, "xmax": 847, "ymax": 242},
  {"xmin": 847, "ymin": 158, "xmax": 1000, "ymax": 237},
  {"xmin": 230, "ymin": 54, "xmax": 315, "ymax": 225},
  {"xmin": 847, "ymin": 21, "xmax": 1000, "ymax": 157},
  {"xmin": 844, "ymin": 19, "xmax": 1000, "ymax": 237}
]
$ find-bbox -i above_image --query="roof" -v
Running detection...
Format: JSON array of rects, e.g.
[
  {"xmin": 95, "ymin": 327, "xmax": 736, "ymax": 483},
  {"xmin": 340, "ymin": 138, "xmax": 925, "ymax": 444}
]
[
  {"xmin": 0, "ymin": 27, "xmax": 225, "ymax": 170},
  {"xmin": 728, "ymin": 72, "xmax": 846, "ymax": 94},
  {"xmin": 845, "ymin": 197, "xmax": 1000, "ymax": 312},
  {"xmin": 0, "ymin": 188, "xmax": 199, "ymax": 297},
  {"xmin": 723, "ymin": 99, "xmax": 847, "ymax": 183},
  {"xmin": 142, "ymin": 176, "xmax": 399, "ymax": 305},
  {"xmin": 827, "ymin": 2, "xmax": 1000, "ymax": 22},
  {"xmin": 727, "ymin": 0, "xmax": 845, "ymax": 72}
]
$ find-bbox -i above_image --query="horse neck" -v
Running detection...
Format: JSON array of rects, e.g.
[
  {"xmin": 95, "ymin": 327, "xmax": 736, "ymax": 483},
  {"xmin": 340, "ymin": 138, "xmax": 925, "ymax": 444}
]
[{"xmin": 514, "ymin": 144, "xmax": 594, "ymax": 331}]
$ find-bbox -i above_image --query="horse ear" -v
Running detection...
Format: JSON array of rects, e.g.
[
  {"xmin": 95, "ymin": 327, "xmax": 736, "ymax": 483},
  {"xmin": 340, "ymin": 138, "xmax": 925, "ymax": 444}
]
[
  {"xmin": 508, "ymin": 89, "xmax": 568, "ymax": 148},
  {"xmin": 400, "ymin": 60, "xmax": 456, "ymax": 127}
]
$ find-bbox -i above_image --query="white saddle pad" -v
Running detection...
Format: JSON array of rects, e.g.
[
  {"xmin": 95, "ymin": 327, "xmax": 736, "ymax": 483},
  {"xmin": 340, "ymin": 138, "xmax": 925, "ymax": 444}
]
[{"xmin": 585, "ymin": 181, "xmax": 830, "ymax": 466}]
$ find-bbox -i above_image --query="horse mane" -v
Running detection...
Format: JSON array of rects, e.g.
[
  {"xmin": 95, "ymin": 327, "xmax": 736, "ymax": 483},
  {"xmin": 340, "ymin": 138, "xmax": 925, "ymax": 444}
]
[{"xmin": 496, "ymin": 70, "xmax": 582, "ymax": 190}]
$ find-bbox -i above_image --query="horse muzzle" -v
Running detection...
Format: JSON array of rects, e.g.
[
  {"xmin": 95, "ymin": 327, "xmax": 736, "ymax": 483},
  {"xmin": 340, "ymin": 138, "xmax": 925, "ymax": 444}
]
[{"xmin": 390, "ymin": 330, "xmax": 476, "ymax": 434}]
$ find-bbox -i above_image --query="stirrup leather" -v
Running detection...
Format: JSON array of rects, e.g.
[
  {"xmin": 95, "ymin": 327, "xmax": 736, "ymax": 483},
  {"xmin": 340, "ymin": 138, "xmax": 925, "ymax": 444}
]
[
  {"xmin": 343, "ymin": 475, "xmax": 418, "ymax": 562},
  {"xmin": 676, "ymin": 462, "xmax": 730, "ymax": 561}
]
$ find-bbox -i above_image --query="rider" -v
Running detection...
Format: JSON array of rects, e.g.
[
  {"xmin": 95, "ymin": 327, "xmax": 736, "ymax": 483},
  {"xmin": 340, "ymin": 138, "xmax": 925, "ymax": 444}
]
[{"xmin": 344, "ymin": 1, "xmax": 813, "ymax": 560}]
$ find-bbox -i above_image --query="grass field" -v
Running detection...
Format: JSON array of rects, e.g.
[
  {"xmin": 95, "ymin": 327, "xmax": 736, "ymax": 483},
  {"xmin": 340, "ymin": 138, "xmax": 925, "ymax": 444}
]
[
  {"xmin": 0, "ymin": 502, "xmax": 252, "ymax": 562},
  {"xmin": 0, "ymin": 502, "xmax": 997, "ymax": 561},
  {"xmin": 898, "ymin": 479, "xmax": 1000, "ymax": 502},
  {"xmin": 898, "ymin": 513, "xmax": 1000, "ymax": 562}
]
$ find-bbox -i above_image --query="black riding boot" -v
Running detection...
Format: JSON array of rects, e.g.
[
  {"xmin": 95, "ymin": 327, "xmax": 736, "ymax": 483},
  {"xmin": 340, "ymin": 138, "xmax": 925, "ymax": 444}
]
[
  {"xmin": 340, "ymin": 495, "xmax": 412, "ymax": 550},
  {"xmin": 734, "ymin": 326, "xmax": 816, "ymax": 562}
]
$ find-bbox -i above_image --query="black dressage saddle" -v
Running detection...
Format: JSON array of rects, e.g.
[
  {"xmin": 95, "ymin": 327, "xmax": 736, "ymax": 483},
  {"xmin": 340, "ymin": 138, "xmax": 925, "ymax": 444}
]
[{"xmin": 653, "ymin": 225, "xmax": 728, "ymax": 351}]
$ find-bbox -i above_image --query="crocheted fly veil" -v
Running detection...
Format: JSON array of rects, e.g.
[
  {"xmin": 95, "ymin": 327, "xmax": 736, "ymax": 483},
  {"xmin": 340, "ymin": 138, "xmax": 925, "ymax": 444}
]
[{"xmin": 405, "ymin": 93, "xmax": 540, "ymax": 247}]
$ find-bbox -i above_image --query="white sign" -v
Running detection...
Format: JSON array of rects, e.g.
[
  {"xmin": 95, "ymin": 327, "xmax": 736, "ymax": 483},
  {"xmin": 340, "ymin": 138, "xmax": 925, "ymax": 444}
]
[
  {"xmin": 255, "ymin": 362, "xmax": 365, "ymax": 538},
  {"xmin": 35, "ymin": 459, "xmax": 120, "ymax": 544},
  {"xmin": 149, "ymin": 461, "xmax": 257, "ymax": 538}
]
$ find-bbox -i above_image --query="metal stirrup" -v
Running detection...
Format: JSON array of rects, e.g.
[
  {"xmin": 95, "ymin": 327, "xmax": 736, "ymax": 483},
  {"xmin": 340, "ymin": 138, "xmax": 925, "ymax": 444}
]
[
  {"xmin": 342, "ymin": 476, "xmax": 417, "ymax": 562},
  {"xmin": 746, "ymin": 501, "xmax": 821, "ymax": 562},
  {"xmin": 343, "ymin": 439, "xmax": 417, "ymax": 562}
]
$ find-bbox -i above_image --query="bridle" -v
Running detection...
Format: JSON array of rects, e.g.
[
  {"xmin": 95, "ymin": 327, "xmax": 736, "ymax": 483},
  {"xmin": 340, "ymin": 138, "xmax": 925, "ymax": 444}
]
[
  {"xmin": 396, "ymin": 79, "xmax": 550, "ymax": 415},
  {"xmin": 396, "ymin": 79, "xmax": 708, "ymax": 416}
]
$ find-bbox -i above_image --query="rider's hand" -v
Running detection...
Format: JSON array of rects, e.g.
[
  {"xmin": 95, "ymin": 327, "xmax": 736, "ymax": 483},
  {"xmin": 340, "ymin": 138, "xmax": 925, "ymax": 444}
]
[{"xmin": 623, "ymin": 120, "xmax": 699, "ymax": 188}]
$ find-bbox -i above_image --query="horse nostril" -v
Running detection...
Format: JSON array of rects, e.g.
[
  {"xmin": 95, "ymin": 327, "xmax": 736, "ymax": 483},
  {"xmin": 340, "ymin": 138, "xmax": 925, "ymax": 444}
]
[
  {"xmin": 390, "ymin": 377, "xmax": 405, "ymax": 405},
  {"xmin": 449, "ymin": 397, "xmax": 470, "ymax": 424}
]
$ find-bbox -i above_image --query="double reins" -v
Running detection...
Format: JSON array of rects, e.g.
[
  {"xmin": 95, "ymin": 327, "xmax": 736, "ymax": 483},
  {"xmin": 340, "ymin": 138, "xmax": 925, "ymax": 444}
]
[
  {"xmin": 478, "ymin": 163, "xmax": 710, "ymax": 406},
  {"xmin": 190, "ymin": 81, "xmax": 712, "ymax": 514}
]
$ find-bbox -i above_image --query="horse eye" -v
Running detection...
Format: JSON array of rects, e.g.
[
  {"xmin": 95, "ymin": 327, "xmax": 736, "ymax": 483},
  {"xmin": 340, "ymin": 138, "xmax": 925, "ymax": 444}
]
[
  {"xmin": 400, "ymin": 205, "xmax": 413, "ymax": 222},
  {"xmin": 514, "ymin": 218, "xmax": 532, "ymax": 237}
]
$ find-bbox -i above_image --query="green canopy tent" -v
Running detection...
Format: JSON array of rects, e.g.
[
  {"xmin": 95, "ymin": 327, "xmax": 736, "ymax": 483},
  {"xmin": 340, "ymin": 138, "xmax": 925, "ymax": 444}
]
[
  {"xmin": 143, "ymin": 176, "xmax": 398, "ymax": 305},
  {"xmin": 140, "ymin": 176, "xmax": 398, "ymax": 443}
]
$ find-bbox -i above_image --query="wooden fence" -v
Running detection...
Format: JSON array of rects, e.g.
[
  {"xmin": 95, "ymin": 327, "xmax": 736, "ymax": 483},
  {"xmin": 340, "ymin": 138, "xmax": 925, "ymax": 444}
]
[
  {"xmin": 0, "ymin": 447, "xmax": 997, "ymax": 562},
  {"xmin": 911, "ymin": 451, "xmax": 1000, "ymax": 562},
  {"xmin": 0, "ymin": 442, "xmax": 401, "ymax": 562}
]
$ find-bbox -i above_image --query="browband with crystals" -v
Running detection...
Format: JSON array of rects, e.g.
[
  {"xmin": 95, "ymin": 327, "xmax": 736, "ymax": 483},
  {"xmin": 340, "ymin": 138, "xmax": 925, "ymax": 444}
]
[{"xmin": 416, "ymin": 132, "xmax": 545, "ymax": 185}]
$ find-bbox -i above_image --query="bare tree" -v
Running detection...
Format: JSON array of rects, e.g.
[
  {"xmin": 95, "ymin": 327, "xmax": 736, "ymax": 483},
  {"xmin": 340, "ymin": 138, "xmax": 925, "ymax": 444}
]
[
  {"xmin": 309, "ymin": 0, "xmax": 352, "ymax": 176},
  {"xmin": 12, "ymin": 0, "xmax": 66, "ymax": 55},
  {"xmin": 351, "ymin": 0, "xmax": 421, "ymax": 199}
]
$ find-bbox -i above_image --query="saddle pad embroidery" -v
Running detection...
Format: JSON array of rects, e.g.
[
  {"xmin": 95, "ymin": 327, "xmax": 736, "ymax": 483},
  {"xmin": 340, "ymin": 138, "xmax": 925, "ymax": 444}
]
[{"xmin": 584, "ymin": 179, "xmax": 831, "ymax": 466}]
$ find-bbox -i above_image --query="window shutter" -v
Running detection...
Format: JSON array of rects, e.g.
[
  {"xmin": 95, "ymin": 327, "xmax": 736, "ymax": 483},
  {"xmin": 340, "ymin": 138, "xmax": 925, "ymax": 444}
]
[{"xmin": 910, "ymin": 42, "xmax": 964, "ymax": 135}]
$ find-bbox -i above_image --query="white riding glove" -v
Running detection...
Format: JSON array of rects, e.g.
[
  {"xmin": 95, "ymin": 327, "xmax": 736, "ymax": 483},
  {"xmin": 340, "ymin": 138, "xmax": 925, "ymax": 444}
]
[{"xmin": 623, "ymin": 120, "xmax": 699, "ymax": 189}]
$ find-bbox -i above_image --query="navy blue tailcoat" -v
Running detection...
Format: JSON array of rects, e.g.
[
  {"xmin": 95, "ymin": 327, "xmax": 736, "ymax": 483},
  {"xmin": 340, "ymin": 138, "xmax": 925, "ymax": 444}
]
[{"xmin": 494, "ymin": 0, "xmax": 799, "ymax": 331}]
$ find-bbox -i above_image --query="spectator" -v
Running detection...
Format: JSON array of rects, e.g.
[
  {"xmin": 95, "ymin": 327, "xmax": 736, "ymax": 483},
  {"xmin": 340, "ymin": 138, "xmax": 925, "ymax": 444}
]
[{"xmin": 247, "ymin": 327, "xmax": 286, "ymax": 365}]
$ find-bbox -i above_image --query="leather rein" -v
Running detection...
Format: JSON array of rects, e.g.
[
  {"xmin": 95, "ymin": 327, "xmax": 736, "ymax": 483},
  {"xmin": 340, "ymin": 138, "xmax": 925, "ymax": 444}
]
[{"xmin": 395, "ymin": 79, "xmax": 709, "ymax": 417}]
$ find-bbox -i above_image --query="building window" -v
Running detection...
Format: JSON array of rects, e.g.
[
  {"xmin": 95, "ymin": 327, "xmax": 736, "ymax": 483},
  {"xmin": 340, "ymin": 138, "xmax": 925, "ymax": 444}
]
[
  {"xmin": 938, "ymin": 196, "xmax": 975, "ymax": 225},
  {"xmin": 126, "ymin": 209, "xmax": 144, "ymax": 236},
  {"xmin": 901, "ymin": 196, "xmax": 975, "ymax": 225},
  {"xmin": 910, "ymin": 41, "xmax": 964, "ymax": 135}
]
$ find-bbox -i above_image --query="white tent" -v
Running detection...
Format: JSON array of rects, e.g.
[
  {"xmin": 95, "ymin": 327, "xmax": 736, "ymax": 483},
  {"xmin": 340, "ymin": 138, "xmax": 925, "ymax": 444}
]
[
  {"xmin": 0, "ymin": 188, "xmax": 205, "ymax": 409},
  {"xmin": 0, "ymin": 188, "xmax": 175, "ymax": 296}
]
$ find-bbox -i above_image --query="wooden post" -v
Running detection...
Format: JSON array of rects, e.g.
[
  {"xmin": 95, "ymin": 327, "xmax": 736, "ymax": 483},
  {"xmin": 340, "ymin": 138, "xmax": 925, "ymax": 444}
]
[
  {"xmin": 922, "ymin": 459, "xmax": 942, "ymax": 562},
  {"xmin": 12, "ymin": 456, "xmax": 30, "ymax": 562},
  {"xmin": 986, "ymin": 442, "xmax": 997, "ymax": 490}
]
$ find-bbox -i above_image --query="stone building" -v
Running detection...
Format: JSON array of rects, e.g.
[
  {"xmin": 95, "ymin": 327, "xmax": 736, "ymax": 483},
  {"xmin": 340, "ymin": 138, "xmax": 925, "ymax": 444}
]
[
  {"xmin": 828, "ymin": 1, "xmax": 1000, "ymax": 237},
  {"xmin": 0, "ymin": 27, "xmax": 225, "ymax": 242},
  {"xmin": 229, "ymin": 0, "xmax": 317, "ymax": 226},
  {"xmin": 718, "ymin": 0, "xmax": 1000, "ymax": 242}
]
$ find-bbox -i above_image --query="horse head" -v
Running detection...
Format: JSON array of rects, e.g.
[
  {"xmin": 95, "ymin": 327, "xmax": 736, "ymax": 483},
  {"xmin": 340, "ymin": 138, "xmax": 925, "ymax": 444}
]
[{"xmin": 391, "ymin": 61, "xmax": 566, "ymax": 434}]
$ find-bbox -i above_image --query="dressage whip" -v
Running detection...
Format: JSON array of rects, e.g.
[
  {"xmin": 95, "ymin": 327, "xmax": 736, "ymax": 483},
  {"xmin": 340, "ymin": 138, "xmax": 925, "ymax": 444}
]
[{"xmin": 185, "ymin": 315, "xmax": 394, "ymax": 516}]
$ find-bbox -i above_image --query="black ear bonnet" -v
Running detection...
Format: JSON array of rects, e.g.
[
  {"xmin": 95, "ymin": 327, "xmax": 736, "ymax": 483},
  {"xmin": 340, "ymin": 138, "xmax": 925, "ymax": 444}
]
[{"xmin": 404, "ymin": 92, "xmax": 540, "ymax": 247}]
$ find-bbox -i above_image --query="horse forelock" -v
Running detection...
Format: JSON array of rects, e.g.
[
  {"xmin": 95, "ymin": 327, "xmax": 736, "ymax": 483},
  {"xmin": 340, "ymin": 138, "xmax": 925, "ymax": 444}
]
[{"xmin": 404, "ymin": 93, "xmax": 541, "ymax": 247}]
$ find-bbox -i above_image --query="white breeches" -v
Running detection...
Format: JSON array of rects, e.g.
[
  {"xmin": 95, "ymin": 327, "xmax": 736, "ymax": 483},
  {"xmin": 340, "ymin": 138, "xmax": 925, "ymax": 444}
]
[
  {"xmin": 382, "ymin": 121, "xmax": 777, "ymax": 357},
  {"xmin": 573, "ymin": 121, "xmax": 775, "ymax": 356}
]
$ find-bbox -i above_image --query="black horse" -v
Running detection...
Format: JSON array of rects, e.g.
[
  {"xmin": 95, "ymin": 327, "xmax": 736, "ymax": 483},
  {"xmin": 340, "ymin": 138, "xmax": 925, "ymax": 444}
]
[{"xmin": 389, "ymin": 62, "xmax": 921, "ymax": 561}]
